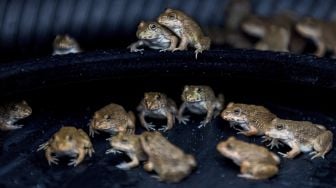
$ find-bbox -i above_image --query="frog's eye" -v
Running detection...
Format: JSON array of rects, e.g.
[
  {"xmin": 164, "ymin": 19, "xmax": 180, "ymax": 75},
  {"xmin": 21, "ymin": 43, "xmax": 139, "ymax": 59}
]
[
  {"xmin": 104, "ymin": 115, "xmax": 111, "ymax": 120},
  {"xmin": 233, "ymin": 108, "xmax": 241, "ymax": 115},
  {"xmin": 196, "ymin": 87, "xmax": 202, "ymax": 93},
  {"xmin": 149, "ymin": 24, "xmax": 157, "ymax": 31},
  {"xmin": 168, "ymin": 13, "xmax": 176, "ymax": 20},
  {"xmin": 66, "ymin": 135, "xmax": 73, "ymax": 141},
  {"xmin": 276, "ymin": 124, "xmax": 284, "ymax": 130},
  {"xmin": 121, "ymin": 138, "xmax": 128, "ymax": 143},
  {"xmin": 226, "ymin": 143, "xmax": 233, "ymax": 150},
  {"xmin": 155, "ymin": 94, "xmax": 161, "ymax": 100}
]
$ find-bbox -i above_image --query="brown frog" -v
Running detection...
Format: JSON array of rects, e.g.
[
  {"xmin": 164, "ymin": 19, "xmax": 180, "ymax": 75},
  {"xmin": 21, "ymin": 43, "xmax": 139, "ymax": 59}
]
[
  {"xmin": 106, "ymin": 133, "xmax": 147, "ymax": 169},
  {"xmin": 89, "ymin": 103, "xmax": 135, "ymax": 137},
  {"xmin": 37, "ymin": 126, "xmax": 94, "ymax": 166},
  {"xmin": 52, "ymin": 34, "xmax": 81, "ymax": 55},
  {"xmin": 241, "ymin": 15, "xmax": 290, "ymax": 52},
  {"xmin": 265, "ymin": 118, "xmax": 333, "ymax": 159},
  {"xmin": 296, "ymin": 17, "xmax": 336, "ymax": 57},
  {"xmin": 137, "ymin": 92, "xmax": 177, "ymax": 132},
  {"xmin": 221, "ymin": 102, "xmax": 280, "ymax": 148},
  {"xmin": 178, "ymin": 85, "xmax": 224, "ymax": 128},
  {"xmin": 128, "ymin": 21, "xmax": 178, "ymax": 52},
  {"xmin": 217, "ymin": 136, "xmax": 280, "ymax": 180},
  {"xmin": 140, "ymin": 131, "xmax": 197, "ymax": 183},
  {"xmin": 0, "ymin": 100, "xmax": 32, "ymax": 131},
  {"xmin": 157, "ymin": 8, "xmax": 211, "ymax": 58}
]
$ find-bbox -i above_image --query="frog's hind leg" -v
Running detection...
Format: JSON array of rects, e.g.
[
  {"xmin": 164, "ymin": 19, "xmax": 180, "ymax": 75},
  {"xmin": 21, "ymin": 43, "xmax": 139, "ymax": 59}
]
[
  {"xmin": 311, "ymin": 130, "xmax": 333, "ymax": 159},
  {"xmin": 239, "ymin": 161, "xmax": 278, "ymax": 180}
]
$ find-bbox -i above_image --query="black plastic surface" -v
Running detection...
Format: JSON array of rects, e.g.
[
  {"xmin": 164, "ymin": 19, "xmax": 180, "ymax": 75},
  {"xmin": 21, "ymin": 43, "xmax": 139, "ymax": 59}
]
[{"xmin": 0, "ymin": 50, "xmax": 336, "ymax": 187}]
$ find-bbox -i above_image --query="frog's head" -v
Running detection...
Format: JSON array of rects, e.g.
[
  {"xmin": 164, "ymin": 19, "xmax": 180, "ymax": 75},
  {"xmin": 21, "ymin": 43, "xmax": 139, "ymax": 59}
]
[
  {"xmin": 241, "ymin": 15, "xmax": 268, "ymax": 38},
  {"xmin": 296, "ymin": 17, "xmax": 322, "ymax": 38},
  {"xmin": 143, "ymin": 92, "xmax": 167, "ymax": 111},
  {"xmin": 50, "ymin": 127, "xmax": 79, "ymax": 152},
  {"xmin": 182, "ymin": 85, "xmax": 210, "ymax": 103},
  {"xmin": 265, "ymin": 118, "xmax": 292, "ymax": 140},
  {"xmin": 216, "ymin": 136, "xmax": 245, "ymax": 161},
  {"xmin": 136, "ymin": 21, "xmax": 164, "ymax": 40},
  {"xmin": 8, "ymin": 100, "xmax": 32, "ymax": 119},
  {"xmin": 90, "ymin": 113, "xmax": 125, "ymax": 135},
  {"xmin": 109, "ymin": 133, "xmax": 137, "ymax": 152},
  {"xmin": 221, "ymin": 102, "xmax": 249, "ymax": 124},
  {"xmin": 157, "ymin": 8, "xmax": 183, "ymax": 29},
  {"xmin": 53, "ymin": 34, "xmax": 79, "ymax": 51}
]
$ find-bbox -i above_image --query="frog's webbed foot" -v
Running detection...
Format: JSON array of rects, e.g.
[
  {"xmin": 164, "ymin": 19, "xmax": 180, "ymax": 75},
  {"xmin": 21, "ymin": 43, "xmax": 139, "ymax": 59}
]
[
  {"xmin": 262, "ymin": 136, "xmax": 283, "ymax": 149},
  {"xmin": 89, "ymin": 128, "xmax": 99, "ymax": 138},
  {"xmin": 105, "ymin": 148, "xmax": 122, "ymax": 155},
  {"xmin": 237, "ymin": 173, "xmax": 257, "ymax": 180},
  {"xmin": 86, "ymin": 147, "xmax": 95, "ymax": 157},
  {"xmin": 194, "ymin": 49, "xmax": 204, "ymax": 59},
  {"xmin": 159, "ymin": 48, "xmax": 169, "ymax": 52},
  {"xmin": 309, "ymin": 151, "xmax": 325, "ymax": 160},
  {"xmin": 177, "ymin": 115, "xmax": 190, "ymax": 125},
  {"xmin": 116, "ymin": 162, "xmax": 132, "ymax": 170},
  {"xmin": 47, "ymin": 155, "xmax": 59, "ymax": 166},
  {"xmin": 144, "ymin": 123, "xmax": 156, "ymax": 131},
  {"xmin": 37, "ymin": 142, "xmax": 49, "ymax": 151},
  {"xmin": 198, "ymin": 120, "xmax": 209, "ymax": 128},
  {"xmin": 150, "ymin": 175, "xmax": 163, "ymax": 182},
  {"xmin": 172, "ymin": 47, "xmax": 186, "ymax": 52},
  {"xmin": 68, "ymin": 158, "xmax": 80, "ymax": 167},
  {"xmin": 2, "ymin": 124, "xmax": 24, "ymax": 130},
  {"xmin": 158, "ymin": 126, "xmax": 169, "ymax": 132}
]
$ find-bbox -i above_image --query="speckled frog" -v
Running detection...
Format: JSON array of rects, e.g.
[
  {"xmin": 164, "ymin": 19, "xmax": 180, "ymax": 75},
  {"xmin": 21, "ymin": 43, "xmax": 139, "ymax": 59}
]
[
  {"xmin": 137, "ymin": 92, "xmax": 177, "ymax": 132},
  {"xmin": 296, "ymin": 17, "xmax": 336, "ymax": 57},
  {"xmin": 178, "ymin": 85, "xmax": 224, "ymax": 128},
  {"xmin": 106, "ymin": 133, "xmax": 147, "ymax": 169},
  {"xmin": 0, "ymin": 100, "xmax": 32, "ymax": 131},
  {"xmin": 157, "ymin": 8, "xmax": 211, "ymax": 58},
  {"xmin": 52, "ymin": 34, "xmax": 81, "ymax": 55},
  {"xmin": 89, "ymin": 103, "xmax": 135, "ymax": 137},
  {"xmin": 128, "ymin": 21, "xmax": 178, "ymax": 52},
  {"xmin": 221, "ymin": 102, "xmax": 280, "ymax": 148},
  {"xmin": 265, "ymin": 118, "xmax": 333, "ymax": 159},
  {"xmin": 140, "ymin": 131, "xmax": 197, "ymax": 183},
  {"xmin": 38, "ymin": 126, "xmax": 94, "ymax": 166},
  {"xmin": 217, "ymin": 136, "xmax": 280, "ymax": 180}
]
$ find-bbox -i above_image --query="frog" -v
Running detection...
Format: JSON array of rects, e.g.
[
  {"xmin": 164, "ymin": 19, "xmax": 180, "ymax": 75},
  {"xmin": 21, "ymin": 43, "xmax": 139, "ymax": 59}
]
[
  {"xmin": 89, "ymin": 103, "xmax": 135, "ymax": 137},
  {"xmin": 127, "ymin": 21, "xmax": 178, "ymax": 52},
  {"xmin": 0, "ymin": 100, "xmax": 32, "ymax": 131},
  {"xmin": 217, "ymin": 136, "xmax": 280, "ymax": 180},
  {"xmin": 37, "ymin": 126, "xmax": 94, "ymax": 166},
  {"xmin": 106, "ymin": 132, "xmax": 147, "ymax": 170},
  {"xmin": 296, "ymin": 17, "xmax": 336, "ymax": 57},
  {"xmin": 137, "ymin": 92, "xmax": 177, "ymax": 132},
  {"xmin": 157, "ymin": 8, "xmax": 211, "ymax": 59},
  {"xmin": 178, "ymin": 85, "xmax": 224, "ymax": 128},
  {"xmin": 52, "ymin": 34, "xmax": 81, "ymax": 55},
  {"xmin": 265, "ymin": 118, "xmax": 333, "ymax": 159},
  {"xmin": 140, "ymin": 131, "xmax": 197, "ymax": 183},
  {"xmin": 221, "ymin": 102, "xmax": 281, "ymax": 148},
  {"xmin": 241, "ymin": 15, "xmax": 290, "ymax": 52}
]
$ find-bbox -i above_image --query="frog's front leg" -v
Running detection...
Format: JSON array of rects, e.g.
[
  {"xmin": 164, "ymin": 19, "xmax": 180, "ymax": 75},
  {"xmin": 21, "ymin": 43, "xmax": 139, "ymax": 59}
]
[
  {"xmin": 68, "ymin": 149, "xmax": 85, "ymax": 166},
  {"xmin": 278, "ymin": 143, "xmax": 301, "ymax": 159},
  {"xmin": 167, "ymin": 35, "xmax": 179, "ymax": 51},
  {"xmin": 139, "ymin": 111, "xmax": 155, "ymax": 131},
  {"xmin": 173, "ymin": 36, "xmax": 188, "ymax": 51},
  {"xmin": 159, "ymin": 111, "xmax": 174, "ymax": 132},
  {"xmin": 45, "ymin": 148, "xmax": 59, "ymax": 165},
  {"xmin": 0, "ymin": 122, "xmax": 23, "ymax": 130},
  {"xmin": 198, "ymin": 104, "xmax": 215, "ymax": 128},
  {"xmin": 177, "ymin": 103, "xmax": 189, "ymax": 124},
  {"xmin": 127, "ymin": 40, "xmax": 145, "ymax": 53},
  {"xmin": 116, "ymin": 153, "xmax": 140, "ymax": 170},
  {"xmin": 315, "ymin": 41, "xmax": 326, "ymax": 57}
]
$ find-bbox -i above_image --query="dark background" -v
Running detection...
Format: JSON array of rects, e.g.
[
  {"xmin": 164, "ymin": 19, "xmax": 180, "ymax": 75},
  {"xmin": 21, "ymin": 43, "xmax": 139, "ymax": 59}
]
[
  {"xmin": 1, "ymin": 0, "xmax": 336, "ymax": 62},
  {"xmin": 0, "ymin": 0, "xmax": 336, "ymax": 187}
]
